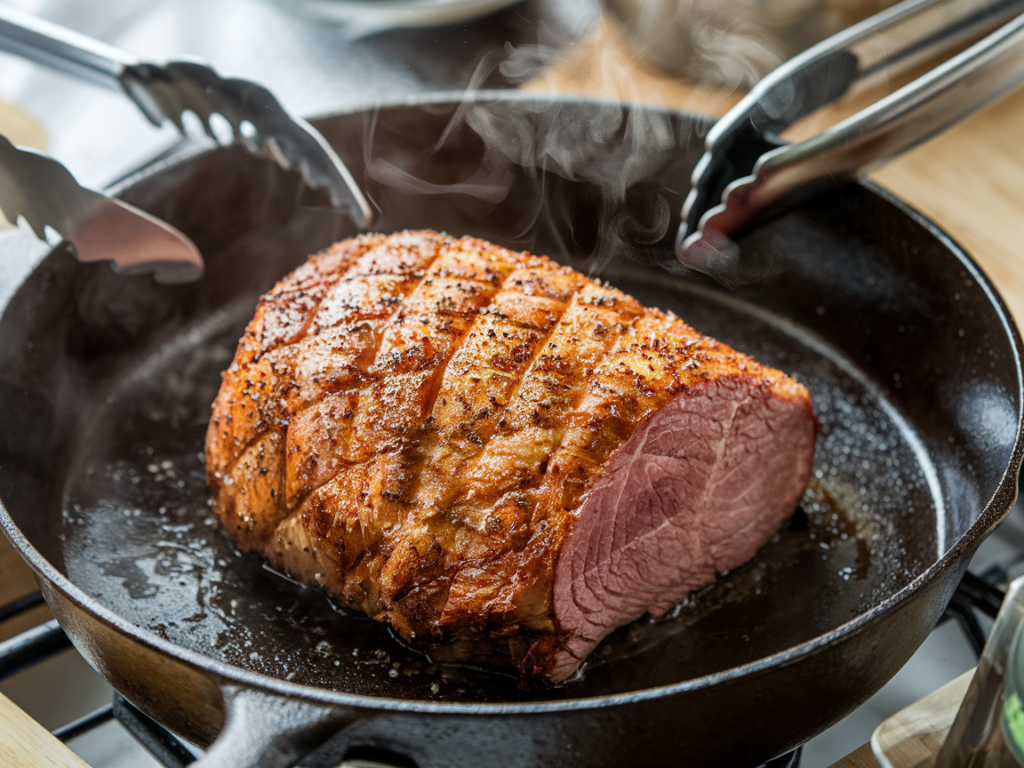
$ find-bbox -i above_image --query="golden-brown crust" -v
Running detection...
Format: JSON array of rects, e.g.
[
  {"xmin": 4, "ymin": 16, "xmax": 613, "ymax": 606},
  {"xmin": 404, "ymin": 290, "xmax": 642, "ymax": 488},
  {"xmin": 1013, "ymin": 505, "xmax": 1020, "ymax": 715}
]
[{"xmin": 206, "ymin": 231, "xmax": 814, "ymax": 675}]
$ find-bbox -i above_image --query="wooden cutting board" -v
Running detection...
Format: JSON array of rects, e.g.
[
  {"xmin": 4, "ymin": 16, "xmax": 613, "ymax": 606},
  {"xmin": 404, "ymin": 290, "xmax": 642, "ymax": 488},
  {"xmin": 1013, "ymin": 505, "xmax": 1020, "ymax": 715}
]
[
  {"xmin": 525, "ymin": 14, "xmax": 1024, "ymax": 323},
  {"xmin": 825, "ymin": 670, "xmax": 976, "ymax": 767},
  {"xmin": 0, "ymin": 692, "xmax": 90, "ymax": 768}
]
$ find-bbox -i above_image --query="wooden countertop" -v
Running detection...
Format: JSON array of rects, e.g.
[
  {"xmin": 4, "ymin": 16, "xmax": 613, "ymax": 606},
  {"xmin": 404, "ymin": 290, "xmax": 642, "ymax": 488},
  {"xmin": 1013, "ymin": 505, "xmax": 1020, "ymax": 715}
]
[{"xmin": 832, "ymin": 744, "xmax": 883, "ymax": 768}]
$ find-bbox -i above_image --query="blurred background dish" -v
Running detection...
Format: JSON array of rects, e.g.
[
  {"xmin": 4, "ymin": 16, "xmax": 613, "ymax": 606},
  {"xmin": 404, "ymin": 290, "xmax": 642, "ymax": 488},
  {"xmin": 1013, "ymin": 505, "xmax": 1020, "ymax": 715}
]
[{"xmin": 287, "ymin": 0, "xmax": 526, "ymax": 37}]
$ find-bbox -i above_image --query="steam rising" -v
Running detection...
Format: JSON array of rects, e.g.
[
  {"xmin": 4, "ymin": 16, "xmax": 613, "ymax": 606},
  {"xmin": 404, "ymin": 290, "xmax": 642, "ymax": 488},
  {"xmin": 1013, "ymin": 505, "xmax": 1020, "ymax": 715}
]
[
  {"xmin": 351, "ymin": 8, "xmax": 795, "ymax": 282},
  {"xmin": 616, "ymin": 0, "xmax": 784, "ymax": 88},
  {"xmin": 362, "ymin": 38, "xmax": 689, "ymax": 276},
  {"xmin": 367, "ymin": 154, "xmax": 514, "ymax": 204}
]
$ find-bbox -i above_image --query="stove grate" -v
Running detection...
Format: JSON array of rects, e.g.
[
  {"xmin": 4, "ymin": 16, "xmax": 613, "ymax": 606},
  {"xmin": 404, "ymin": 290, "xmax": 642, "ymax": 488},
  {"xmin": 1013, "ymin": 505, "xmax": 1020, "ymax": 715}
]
[
  {"xmin": 0, "ymin": 590, "xmax": 196, "ymax": 766},
  {"xmin": 0, "ymin": 617, "xmax": 70, "ymax": 681},
  {"xmin": 51, "ymin": 703, "xmax": 114, "ymax": 742},
  {"xmin": 938, "ymin": 570, "xmax": 1006, "ymax": 656}
]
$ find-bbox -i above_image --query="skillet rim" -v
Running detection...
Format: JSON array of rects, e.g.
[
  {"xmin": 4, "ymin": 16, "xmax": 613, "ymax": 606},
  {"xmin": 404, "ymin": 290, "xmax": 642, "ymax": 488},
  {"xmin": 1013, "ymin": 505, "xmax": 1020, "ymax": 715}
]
[{"xmin": 0, "ymin": 92, "xmax": 1022, "ymax": 715}]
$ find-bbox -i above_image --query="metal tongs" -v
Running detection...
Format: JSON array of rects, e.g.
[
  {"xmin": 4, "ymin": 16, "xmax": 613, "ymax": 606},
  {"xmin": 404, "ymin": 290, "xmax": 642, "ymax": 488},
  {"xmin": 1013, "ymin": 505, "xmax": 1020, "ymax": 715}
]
[
  {"xmin": 0, "ymin": 135, "xmax": 204, "ymax": 284},
  {"xmin": 679, "ymin": 0, "xmax": 1024, "ymax": 268},
  {"xmin": 0, "ymin": 4, "xmax": 373, "ymax": 282}
]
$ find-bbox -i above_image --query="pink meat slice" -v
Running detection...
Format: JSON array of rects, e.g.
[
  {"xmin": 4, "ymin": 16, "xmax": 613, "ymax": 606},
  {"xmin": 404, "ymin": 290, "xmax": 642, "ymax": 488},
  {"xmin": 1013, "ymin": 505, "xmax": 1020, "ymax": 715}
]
[{"xmin": 548, "ymin": 378, "xmax": 817, "ymax": 681}]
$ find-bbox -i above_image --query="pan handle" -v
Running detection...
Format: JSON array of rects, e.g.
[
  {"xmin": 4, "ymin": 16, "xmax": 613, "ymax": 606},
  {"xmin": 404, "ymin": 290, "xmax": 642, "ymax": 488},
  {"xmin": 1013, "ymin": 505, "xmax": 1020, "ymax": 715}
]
[
  {"xmin": 191, "ymin": 686, "xmax": 417, "ymax": 768},
  {"xmin": 190, "ymin": 686, "xmax": 351, "ymax": 768}
]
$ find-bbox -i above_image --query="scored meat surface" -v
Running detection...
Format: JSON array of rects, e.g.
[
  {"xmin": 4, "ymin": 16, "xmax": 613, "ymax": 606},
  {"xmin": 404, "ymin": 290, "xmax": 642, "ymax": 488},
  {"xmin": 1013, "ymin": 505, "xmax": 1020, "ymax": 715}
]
[{"xmin": 206, "ymin": 231, "xmax": 817, "ymax": 684}]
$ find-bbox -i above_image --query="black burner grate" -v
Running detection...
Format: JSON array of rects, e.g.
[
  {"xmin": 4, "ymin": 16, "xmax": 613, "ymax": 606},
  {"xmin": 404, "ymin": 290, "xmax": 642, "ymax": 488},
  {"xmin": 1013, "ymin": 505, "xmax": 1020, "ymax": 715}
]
[{"xmin": 939, "ymin": 570, "xmax": 1005, "ymax": 656}]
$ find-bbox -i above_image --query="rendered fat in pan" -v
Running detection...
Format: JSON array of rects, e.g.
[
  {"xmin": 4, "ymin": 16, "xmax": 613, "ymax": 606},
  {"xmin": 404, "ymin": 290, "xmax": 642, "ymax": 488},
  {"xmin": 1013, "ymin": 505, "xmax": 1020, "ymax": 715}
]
[{"xmin": 0, "ymin": 94, "xmax": 1020, "ymax": 768}]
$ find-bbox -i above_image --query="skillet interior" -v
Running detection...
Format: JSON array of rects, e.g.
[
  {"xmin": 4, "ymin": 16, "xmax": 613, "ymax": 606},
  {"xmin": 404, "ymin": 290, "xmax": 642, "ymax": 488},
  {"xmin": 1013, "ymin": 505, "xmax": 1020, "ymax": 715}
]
[{"xmin": 0, "ymin": 97, "xmax": 1017, "ymax": 706}]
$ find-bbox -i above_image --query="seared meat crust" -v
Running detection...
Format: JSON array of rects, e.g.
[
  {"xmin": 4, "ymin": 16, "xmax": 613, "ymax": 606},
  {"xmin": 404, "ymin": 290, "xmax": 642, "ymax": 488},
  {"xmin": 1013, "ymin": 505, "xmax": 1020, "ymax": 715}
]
[{"xmin": 206, "ymin": 231, "xmax": 816, "ymax": 683}]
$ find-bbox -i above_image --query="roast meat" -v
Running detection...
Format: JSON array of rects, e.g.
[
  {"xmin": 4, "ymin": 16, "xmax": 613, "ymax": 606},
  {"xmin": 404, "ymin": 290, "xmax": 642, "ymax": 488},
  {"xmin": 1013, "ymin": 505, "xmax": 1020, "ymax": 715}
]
[{"xmin": 206, "ymin": 231, "xmax": 817, "ymax": 683}]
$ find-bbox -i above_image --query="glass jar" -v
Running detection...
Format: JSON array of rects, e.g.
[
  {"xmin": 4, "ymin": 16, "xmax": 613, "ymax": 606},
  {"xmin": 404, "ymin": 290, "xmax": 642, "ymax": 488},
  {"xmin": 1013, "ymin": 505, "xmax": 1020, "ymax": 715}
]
[
  {"xmin": 932, "ymin": 576, "xmax": 1024, "ymax": 768},
  {"xmin": 1002, "ymin": 618, "xmax": 1024, "ymax": 765}
]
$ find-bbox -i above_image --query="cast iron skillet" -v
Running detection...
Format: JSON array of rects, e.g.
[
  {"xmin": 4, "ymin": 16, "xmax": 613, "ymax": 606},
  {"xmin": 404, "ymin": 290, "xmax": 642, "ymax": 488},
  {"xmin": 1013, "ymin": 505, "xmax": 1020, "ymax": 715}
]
[{"xmin": 0, "ymin": 94, "xmax": 1022, "ymax": 768}]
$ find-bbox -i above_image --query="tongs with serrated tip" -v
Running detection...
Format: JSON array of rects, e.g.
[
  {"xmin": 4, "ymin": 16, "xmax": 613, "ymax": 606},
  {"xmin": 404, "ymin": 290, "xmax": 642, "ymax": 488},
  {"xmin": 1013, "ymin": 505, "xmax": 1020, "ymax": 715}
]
[
  {"xmin": 0, "ymin": 4, "xmax": 373, "ymax": 229},
  {"xmin": 678, "ymin": 0, "xmax": 1024, "ymax": 269},
  {"xmin": 0, "ymin": 135, "xmax": 203, "ymax": 284}
]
